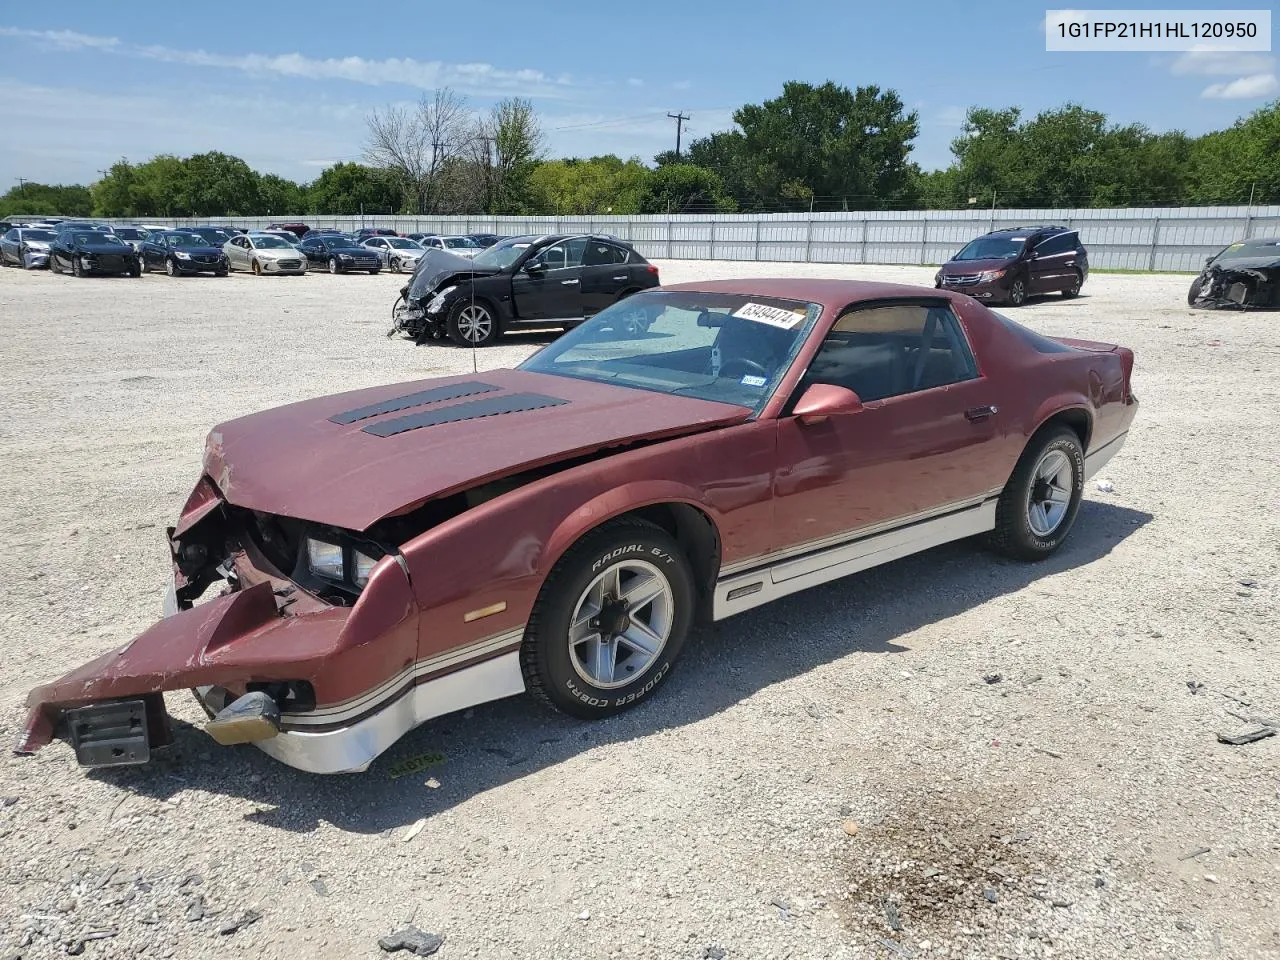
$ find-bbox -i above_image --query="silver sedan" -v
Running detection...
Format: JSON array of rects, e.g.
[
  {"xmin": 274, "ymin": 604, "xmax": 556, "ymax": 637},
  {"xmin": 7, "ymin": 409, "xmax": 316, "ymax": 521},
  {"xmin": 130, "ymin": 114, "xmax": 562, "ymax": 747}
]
[
  {"xmin": 0, "ymin": 227, "xmax": 57, "ymax": 269},
  {"xmin": 362, "ymin": 236, "xmax": 427, "ymax": 273}
]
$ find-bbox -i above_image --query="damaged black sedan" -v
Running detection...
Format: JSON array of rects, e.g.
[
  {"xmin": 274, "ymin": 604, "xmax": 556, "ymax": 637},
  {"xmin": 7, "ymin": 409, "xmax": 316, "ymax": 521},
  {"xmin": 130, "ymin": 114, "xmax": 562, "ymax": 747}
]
[
  {"xmin": 1188, "ymin": 238, "xmax": 1280, "ymax": 310},
  {"xmin": 390, "ymin": 234, "xmax": 660, "ymax": 346}
]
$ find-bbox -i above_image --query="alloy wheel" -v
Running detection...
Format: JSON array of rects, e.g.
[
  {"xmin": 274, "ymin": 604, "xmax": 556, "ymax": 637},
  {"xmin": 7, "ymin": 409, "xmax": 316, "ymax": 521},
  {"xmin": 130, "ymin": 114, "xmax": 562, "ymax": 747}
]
[
  {"xmin": 456, "ymin": 304, "xmax": 493, "ymax": 344},
  {"xmin": 1027, "ymin": 449, "xmax": 1073, "ymax": 537},
  {"xmin": 568, "ymin": 559, "xmax": 674, "ymax": 689}
]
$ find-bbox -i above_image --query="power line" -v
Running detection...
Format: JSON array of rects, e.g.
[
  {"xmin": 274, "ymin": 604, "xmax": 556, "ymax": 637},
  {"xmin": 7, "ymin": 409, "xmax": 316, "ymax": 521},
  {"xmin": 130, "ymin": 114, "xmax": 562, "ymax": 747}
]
[{"xmin": 667, "ymin": 112, "xmax": 690, "ymax": 157}]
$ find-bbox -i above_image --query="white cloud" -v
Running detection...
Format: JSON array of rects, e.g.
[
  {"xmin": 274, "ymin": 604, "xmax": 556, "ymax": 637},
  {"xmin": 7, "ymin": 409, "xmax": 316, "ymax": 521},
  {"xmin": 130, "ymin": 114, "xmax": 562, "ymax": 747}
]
[
  {"xmin": 1172, "ymin": 49, "xmax": 1275, "ymax": 76},
  {"xmin": 0, "ymin": 25, "xmax": 573, "ymax": 96},
  {"xmin": 626, "ymin": 77, "xmax": 643, "ymax": 88},
  {"xmin": 1201, "ymin": 73, "xmax": 1280, "ymax": 99},
  {"xmin": 671, "ymin": 80, "xmax": 692, "ymax": 91},
  {"xmin": 0, "ymin": 26, "xmax": 120, "ymax": 51}
]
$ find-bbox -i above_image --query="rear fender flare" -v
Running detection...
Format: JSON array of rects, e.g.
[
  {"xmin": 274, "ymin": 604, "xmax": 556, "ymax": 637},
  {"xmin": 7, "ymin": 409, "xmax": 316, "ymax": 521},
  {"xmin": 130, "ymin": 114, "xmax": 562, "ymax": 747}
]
[{"xmin": 1026, "ymin": 396, "xmax": 1093, "ymax": 451}]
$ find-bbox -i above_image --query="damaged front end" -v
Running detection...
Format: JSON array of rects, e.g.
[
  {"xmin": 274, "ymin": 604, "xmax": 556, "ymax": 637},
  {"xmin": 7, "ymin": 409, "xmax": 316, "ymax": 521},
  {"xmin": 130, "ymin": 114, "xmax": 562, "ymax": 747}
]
[
  {"xmin": 1190, "ymin": 241, "xmax": 1280, "ymax": 310},
  {"xmin": 387, "ymin": 248, "xmax": 499, "ymax": 342},
  {"xmin": 18, "ymin": 476, "xmax": 419, "ymax": 774}
]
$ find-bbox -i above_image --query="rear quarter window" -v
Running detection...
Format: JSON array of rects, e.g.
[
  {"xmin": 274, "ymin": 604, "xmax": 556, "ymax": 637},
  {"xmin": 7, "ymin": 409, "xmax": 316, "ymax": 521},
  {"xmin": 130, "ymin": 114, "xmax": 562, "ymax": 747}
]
[{"xmin": 993, "ymin": 313, "xmax": 1077, "ymax": 353}]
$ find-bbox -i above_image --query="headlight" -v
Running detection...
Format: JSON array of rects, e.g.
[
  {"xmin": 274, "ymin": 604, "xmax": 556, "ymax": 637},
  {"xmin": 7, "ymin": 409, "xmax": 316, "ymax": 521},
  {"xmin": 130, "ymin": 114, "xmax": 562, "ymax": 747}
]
[
  {"xmin": 174, "ymin": 251, "xmax": 192, "ymax": 260},
  {"xmin": 978, "ymin": 268, "xmax": 1005, "ymax": 282},
  {"xmin": 307, "ymin": 539, "xmax": 344, "ymax": 580},
  {"xmin": 306, "ymin": 537, "xmax": 379, "ymax": 588},
  {"xmin": 338, "ymin": 254, "xmax": 353, "ymax": 261},
  {"xmin": 353, "ymin": 551, "xmax": 377, "ymax": 587},
  {"xmin": 427, "ymin": 285, "xmax": 457, "ymax": 314}
]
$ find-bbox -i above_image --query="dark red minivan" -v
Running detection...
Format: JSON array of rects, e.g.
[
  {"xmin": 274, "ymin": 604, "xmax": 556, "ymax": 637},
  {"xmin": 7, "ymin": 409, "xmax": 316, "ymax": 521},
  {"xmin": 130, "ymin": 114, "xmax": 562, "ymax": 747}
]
[{"xmin": 935, "ymin": 226, "xmax": 1088, "ymax": 306}]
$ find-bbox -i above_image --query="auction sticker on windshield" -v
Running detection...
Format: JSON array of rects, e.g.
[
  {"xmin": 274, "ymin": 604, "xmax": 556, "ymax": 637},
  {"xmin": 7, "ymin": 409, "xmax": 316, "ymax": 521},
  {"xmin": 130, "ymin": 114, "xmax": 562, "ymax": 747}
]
[{"xmin": 732, "ymin": 302, "xmax": 807, "ymax": 329}]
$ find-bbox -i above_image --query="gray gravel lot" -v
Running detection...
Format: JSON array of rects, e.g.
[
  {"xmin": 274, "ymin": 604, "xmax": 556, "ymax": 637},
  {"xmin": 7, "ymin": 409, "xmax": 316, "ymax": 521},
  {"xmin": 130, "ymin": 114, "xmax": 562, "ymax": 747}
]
[{"xmin": 1, "ymin": 261, "xmax": 1277, "ymax": 960}]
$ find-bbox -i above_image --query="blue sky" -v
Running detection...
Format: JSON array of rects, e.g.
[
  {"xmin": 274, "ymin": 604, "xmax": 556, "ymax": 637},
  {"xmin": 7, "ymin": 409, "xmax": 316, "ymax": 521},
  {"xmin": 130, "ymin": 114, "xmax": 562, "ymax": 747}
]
[{"xmin": 0, "ymin": 2, "xmax": 1275, "ymax": 188}]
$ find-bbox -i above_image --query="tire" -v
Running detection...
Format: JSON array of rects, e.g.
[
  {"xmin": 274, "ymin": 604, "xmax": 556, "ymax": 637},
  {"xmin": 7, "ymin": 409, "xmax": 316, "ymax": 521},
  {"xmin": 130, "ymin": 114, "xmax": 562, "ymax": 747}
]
[
  {"xmin": 369, "ymin": 268, "xmax": 380, "ymax": 275},
  {"xmin": 166, "ymin": 258, "xmax": 179, "ymax": 277},
  {"xmin": 987, "ymin": 426, "xmax": 1084, "ymax": 561},
  {"xmin": 72, "ymin": 257, "xmax": 84, "ymax": 278},
  {"xmin": 1061, "ymin": 270, "xmax": 1082, "ymax": 298},
  {"xmin": 1005, "ymin": 276, "xmax": 1027, "ymax": 307},
  {"xmin": 521, "ymin": 517, "xmax": 695, "ymax": 719},
  {"xmin": 447, "ymin": 299, "xmax": 499, "ymax": 347},
  {"xmin": 128, "ymin": 264, "xmax": 141, "ymax": 278},
  {"xmin": 328, "ymin": 257, "xmax": 340, "ymax": 275},
  {"xmin": 252, "ymin": 259, "xmax": 262, "ymax": 276},
  {"xmin": 1187, "ymin": 278, "xmax": 1202, "ymax": 307},
  {"xmin": 215, "ymin": 269, "xmax": 228, "ymax": 277}
]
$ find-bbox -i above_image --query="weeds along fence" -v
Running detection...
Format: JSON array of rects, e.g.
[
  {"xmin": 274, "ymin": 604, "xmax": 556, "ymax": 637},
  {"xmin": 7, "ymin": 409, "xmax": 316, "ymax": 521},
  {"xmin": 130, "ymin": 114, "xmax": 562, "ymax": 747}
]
[{"xmin": 114, "ymin": 205, "xmax": 1280, "ymax": 272}]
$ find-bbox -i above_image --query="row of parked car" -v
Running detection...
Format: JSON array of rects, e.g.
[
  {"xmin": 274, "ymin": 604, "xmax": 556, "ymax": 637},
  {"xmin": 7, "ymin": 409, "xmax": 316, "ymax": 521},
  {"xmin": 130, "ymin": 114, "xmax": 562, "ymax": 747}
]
[{"xmin": 0, "ymin": 216, "xmax": 509, "ymax": 278}]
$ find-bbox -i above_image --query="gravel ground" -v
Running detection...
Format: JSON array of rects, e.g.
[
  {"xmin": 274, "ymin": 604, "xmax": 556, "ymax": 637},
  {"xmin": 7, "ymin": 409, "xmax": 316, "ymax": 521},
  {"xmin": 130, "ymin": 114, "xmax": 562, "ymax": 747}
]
[{"xmin": 0, "ymin": 261, "xmax": 1277, "ymax": 960}]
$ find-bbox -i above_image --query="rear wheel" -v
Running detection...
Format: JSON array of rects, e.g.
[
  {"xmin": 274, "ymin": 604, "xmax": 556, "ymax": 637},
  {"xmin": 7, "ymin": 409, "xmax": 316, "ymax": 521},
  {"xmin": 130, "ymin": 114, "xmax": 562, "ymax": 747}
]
[
  {"xmin": 987, "ymin": 426, "xmax": 1084, "ymax": 561},
  {"xmin": 447, "ymin": 300, "xmax": 498, "ymax": 347},
  {"xmin": 1061, "ymin": 270, "xmax": 1082, "ymax": 298},
  {"xmin": 1006, "ymin": 277, "xmax": 1027, "ymax": 307},
  {"xmin": 521, "ymin": 518, "xmax": 694, "ymax": 719}
]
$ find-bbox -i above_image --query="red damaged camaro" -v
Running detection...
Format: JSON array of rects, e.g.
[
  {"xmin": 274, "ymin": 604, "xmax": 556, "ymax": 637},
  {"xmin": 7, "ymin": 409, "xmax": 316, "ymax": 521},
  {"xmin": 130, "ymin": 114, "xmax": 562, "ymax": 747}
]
[{"xmin": 20, "ymin": 279, "xmax": 1137, "ymax": 774}]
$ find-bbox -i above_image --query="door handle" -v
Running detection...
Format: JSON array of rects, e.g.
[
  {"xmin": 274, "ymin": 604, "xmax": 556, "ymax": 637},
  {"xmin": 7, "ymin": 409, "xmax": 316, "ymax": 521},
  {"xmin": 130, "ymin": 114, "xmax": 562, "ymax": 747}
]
[
  {"xmin": 561, "ymin": 279, "xmax": 579, "ymax": 285},
  {"xmin": 965, "ymin": 405, "xmax": 998, "ymax": 422},
  {"xmin": 612, "ymin": 275, "xmax": 627, "ymax": 281}
]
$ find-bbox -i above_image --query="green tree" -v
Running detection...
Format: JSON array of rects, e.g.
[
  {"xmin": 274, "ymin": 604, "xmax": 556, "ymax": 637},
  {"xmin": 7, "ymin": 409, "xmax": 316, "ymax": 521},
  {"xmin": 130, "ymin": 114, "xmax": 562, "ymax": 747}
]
[
  {"xmin": 1186, "ymin": 101, "xmax": 1280, "ymax": 204},
  {"xmin": 638, "ymin": 164, "xmax": 735, "ymax": 213},
  {"xmin": 0, "ymin": 182, "xmax": 93, "ymax": 218},
  {"xmin": 259, "ymin": 174, "xmax": 307, "ymax": 216},
  {"xmin": 307, "ymin": 162, "xmax": 403, "ymax": 215},
  {"xmin": 176, "ymin": 152, "xmax": 261, "ymax": 216},
  {"xmin": 730, "ymin": 81, "xmax": 919, "ymax": 209},
  {"xmin": 526, "ymin": 156, "xmax": 650, "ymax": 214}
]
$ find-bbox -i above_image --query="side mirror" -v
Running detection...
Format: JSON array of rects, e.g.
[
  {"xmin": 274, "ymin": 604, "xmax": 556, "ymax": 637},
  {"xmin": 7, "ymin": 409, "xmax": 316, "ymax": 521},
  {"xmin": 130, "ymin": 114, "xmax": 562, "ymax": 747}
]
[
  {"xmin": 524, "ymin": 259, "xmax": 545, "ymax": 274},
  {"xmin": 793, "ymin": 383, "xmax": 863, "ymax": 425}
]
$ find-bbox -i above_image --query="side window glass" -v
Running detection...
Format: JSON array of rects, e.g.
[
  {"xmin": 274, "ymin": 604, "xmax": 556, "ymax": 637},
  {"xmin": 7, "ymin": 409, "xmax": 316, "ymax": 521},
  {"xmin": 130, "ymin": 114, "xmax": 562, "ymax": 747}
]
[
  {"xmin": 541, "ymin": 244, "xmax": 567, "ymax": 269},
  {"xmin": 805, "ymin": 303, "xmax": 977, "ymax": 402},
  {"xmin": 1035, "ymin": 233, "xmax": 1072, "ymax": 256},
  {"xmin": 609, "ymin": 244, "xmax": 631, "ymax": 264}
]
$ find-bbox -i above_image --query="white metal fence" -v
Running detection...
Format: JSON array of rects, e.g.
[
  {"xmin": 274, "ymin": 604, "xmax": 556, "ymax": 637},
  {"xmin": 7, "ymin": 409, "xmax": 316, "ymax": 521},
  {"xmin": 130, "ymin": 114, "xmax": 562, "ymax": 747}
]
[{"xmin": 115, "ymin": 205, "xmax": 1280, "ymax": 272}]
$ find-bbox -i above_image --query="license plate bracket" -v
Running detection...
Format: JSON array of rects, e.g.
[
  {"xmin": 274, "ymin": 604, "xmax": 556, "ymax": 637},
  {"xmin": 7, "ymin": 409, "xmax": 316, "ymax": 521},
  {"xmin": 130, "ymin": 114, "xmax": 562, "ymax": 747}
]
[{"xmin": 67, "ymin": 699, "xmax": 151, "ymax": 767}]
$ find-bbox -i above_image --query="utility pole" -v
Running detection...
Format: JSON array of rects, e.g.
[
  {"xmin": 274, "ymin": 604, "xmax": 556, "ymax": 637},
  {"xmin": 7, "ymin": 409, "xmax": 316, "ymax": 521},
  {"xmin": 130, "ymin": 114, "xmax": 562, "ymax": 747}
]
[
  {"xmin": 16, "ymin": 177, "xmax": 27, "ymax": 198},
  {"xmin": 667, "ymin": 112, "xmax": 689, "ymax": 158}
]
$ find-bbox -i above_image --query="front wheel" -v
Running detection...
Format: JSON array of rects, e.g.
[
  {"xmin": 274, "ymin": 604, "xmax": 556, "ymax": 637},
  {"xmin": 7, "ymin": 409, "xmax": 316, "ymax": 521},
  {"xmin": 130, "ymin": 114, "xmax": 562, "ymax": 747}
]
[
  {"xmin": 165, "ymin": 258, "xmax": 179, "ymax": 277},
  {"xmin": 447, "ymin": 300, "xmax": 499, "ymax": 347},
  {"xmin": 1005, "ymin": 277, "xmax": 1027, "ymax": 307},
  {"xmin": 72, "ymin": 257, "xmax": 84, "ymax": 278},
  {"xmin": 1187, "ymin": 278, "xmax": 1203, "ymax": 306},
  {"xmin": 252, "ymin": 259, "xmax": 262, "ymax": 276},
  {"xmin": 986, "ymin": 426, "xmax": 1084, "ymax": 561},
  {"xmin": 328, "ymin": 257, "xmax": 340, "ymax": 274},
  {"xmin": 521, "ymin": 518, "xmax": 694, "ymax": 719}
]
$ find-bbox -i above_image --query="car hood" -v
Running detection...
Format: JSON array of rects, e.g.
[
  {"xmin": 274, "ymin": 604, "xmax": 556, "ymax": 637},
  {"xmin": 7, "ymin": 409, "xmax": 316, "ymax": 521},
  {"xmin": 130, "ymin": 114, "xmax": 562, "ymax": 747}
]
[
  {"xmin": 79, "ymin": 243, "xmax": 135, "ymax": 255},
  {"xmin": 1206, "ymin": 255, "xmax": 1280, "ymax": 272},
  {"xmin": 253, "ymin": 247, "xmax": 300, "ymax": 258},
  {"xmin": 203, "ymin": 368, "xmax": 751, "ymax": 532},
  {"xmin": 407, "ymin": 248, "xmax": 502, "ymax": 299},
  {"xmin": 179, "ymin": 246, "xmax": 225, "ymax": 257},
  {"xmin": 940, "ymin": 257, "xmax": 1013, "ymax": 273}
]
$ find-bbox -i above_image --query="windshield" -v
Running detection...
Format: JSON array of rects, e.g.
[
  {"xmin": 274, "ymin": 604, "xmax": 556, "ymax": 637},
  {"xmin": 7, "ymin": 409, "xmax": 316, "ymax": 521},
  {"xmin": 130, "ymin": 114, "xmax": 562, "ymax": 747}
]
[
  {"xmin": 520, "ymin": 290, "xmax": 821, "ymax": 413},
  {"xmin": 75, "ymin": 232, "xmax": 125, "ymax": 246},
  {"xmin": 165, "ymin": 233, "xmax": 206, "ymax": 247},
  {"xmin": 444, "ymin": 237, "xmax": 480, "ymax": 249},
  {"xmin": 250, "ymin": 235, "xmax": 292, "ymax": 249},
  {"xmin": 952, "ymin": 236, "xmax": 1026, "ymax": 262},
  {"xmin": 22, "ymin": 230, "xmax": 56, "ymax": 241},
  {"xmin": 113, "ymin": 228, "xmax": 145, "ymax": 240},
  {"xmin": 193, "ymin": 229, "xmax": 233, "ymax": 244},
  {"xmin": 322, "ymin": 237, "xmax": 355, "ymax": 249},
  {"xmin": 472, "ymin": 238, "xmax": 532, "ymax": 269},
  {"xmin": 386, "ymin": 237, "xmax": 419, "ymax": 249},
  {"xmin": 1213, "ymin": 239, "xmax": 1280, "ymax": 263}
]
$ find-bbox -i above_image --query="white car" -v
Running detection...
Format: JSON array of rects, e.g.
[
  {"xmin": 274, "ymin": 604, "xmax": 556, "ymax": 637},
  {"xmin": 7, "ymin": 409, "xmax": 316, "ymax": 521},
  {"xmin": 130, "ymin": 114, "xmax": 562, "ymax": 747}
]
[
  {"xmin": 361, "ymin": 236, "xmax": 427, "ymax": 273},
  {"xmin": 223, "ymin": 233, "xmax": 308, "ymax": 276},
  {"xmin": 1, "ymin": 227, "xmax": 57, "ymax": 268},
  {"xmin": 417, "ymin": 235, "xmax": 483, "ymax": 259}
]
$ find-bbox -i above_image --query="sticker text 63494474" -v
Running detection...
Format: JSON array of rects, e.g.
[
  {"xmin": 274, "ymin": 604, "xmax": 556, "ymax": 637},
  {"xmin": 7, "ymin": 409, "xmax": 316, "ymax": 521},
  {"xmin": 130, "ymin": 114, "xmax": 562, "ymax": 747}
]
[{"xmin": 732, "ymin": 301, "xmax": 807, "ymax": 330}]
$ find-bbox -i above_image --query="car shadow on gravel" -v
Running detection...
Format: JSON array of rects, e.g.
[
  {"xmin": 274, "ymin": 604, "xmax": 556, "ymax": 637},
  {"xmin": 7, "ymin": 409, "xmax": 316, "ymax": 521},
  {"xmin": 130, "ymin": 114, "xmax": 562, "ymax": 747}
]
[{"xmin": 89, "ymin": 500, "xmax": 1152, "ymax": 835}]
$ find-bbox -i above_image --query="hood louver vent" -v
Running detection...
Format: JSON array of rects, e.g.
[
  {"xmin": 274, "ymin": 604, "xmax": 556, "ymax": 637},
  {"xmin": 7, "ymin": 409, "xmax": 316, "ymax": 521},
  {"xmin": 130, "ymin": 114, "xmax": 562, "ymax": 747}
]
[
  {"xmin": 362, "ymin": 393, "xmax": 569, "ymax": 437},
  {"xmin": 329, "ymin": 381, "xmax": 499, "ymax": 424}
]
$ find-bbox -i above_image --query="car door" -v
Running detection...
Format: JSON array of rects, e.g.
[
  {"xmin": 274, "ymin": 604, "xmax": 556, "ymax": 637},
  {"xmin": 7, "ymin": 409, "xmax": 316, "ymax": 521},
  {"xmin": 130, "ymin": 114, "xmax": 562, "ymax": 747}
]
[
  {"xmin": 300, "ymin": 238, "xmax": 321, "ymax": 263},
  {"xmin": 1028, "ymin": 232, "xmax": 1078, "ymax": 293},
  {"xmin": 511, "ymin": 238, "xmax": 586, "ymax": 322},
  {"xmin": 141, "ymin": 235, "xmax": 160, "ymax": 269},
  {"xmin": 578, "ymin": 240, "xmax": 634, "ymax": 316},
  {"xmin": 771, "ymin": 300, "xmax": 1007, "ymax": 561}
]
